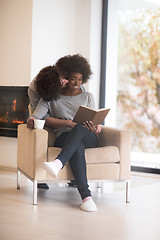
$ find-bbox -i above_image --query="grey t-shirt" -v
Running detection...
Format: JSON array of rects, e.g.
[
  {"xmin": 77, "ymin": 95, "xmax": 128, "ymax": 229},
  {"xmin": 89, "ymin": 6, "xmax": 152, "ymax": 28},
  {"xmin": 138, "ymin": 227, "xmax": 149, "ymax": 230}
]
[{"xmin": 31, "ymin": 91, "xmax": 95, "ymax": 137}]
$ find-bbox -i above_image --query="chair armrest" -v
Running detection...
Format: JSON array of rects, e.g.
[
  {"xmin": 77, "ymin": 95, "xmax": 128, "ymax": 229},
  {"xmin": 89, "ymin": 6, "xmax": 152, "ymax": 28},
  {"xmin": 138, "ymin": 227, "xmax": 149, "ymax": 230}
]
[
  {"xmin": 17, "ymin": 124, "xmax": 48, "ymax": 180},
  {"xmin": 99, "ymin": 126, "xmax": 131, "ymax": 179}
]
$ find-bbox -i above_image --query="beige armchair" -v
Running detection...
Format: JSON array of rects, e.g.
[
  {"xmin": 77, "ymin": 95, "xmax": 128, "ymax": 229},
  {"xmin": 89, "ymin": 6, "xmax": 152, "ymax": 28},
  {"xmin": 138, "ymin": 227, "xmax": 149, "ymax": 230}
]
[{"xmin": 17, "ymin": 124, "xmax": 131, "ymax": 205}]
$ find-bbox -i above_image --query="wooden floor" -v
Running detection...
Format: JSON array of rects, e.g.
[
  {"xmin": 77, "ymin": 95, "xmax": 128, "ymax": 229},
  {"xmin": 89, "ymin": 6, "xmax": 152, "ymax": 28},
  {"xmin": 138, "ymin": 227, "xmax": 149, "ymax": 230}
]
[{"xmin": 0, "ymin": 170, "xmax": 160, "ymax": 240}]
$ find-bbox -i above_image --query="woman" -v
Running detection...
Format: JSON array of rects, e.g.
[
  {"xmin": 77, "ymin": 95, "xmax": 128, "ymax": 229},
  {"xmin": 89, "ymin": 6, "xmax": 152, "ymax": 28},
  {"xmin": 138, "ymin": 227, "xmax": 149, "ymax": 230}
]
[
  {"xmin": 28, "ymin": 64, "xmax": 85, "ymax": 114},
  {"xmin": 27, "ymin": 54, "xmax": 101, "ymax": 212},
  {"xmin": 28, "ymin": 65, "xmax": 69, "ymax": 114},
  {"xmin": 28, "ymin": 65, "xmax": 69, "ymax": 189}
]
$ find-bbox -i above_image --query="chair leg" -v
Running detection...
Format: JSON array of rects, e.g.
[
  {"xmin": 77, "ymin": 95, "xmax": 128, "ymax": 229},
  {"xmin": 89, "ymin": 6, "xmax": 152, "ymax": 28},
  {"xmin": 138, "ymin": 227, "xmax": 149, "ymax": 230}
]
[
  {"xmin": 17, "ymin": 170, "xmax": 20, "ymax": 189},
  {"xmin": 126, "ymin": 180, "xmax": 130, "ymax": 203},
  {"xmin": 33, "ymin": 180, "xmax": 37, "ymax": 205},
  {"xmin": 97, "ymin": 182, "xmax": 102, "ymax": 193}
]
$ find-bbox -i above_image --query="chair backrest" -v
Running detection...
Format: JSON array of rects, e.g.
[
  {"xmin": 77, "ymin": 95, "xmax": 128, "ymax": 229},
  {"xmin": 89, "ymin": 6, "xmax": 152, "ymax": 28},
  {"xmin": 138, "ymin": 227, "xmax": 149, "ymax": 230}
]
[{"xmin": 44, "ymin": 126, "xmax": 56, "ymax": 147}]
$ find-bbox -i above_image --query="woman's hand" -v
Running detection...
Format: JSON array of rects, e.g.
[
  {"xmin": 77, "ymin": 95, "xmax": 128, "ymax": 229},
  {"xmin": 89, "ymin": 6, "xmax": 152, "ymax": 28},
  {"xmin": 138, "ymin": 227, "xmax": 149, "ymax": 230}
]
[
  {"xmin": 60, "ymin": 76, "xmax": 69, "ymax": 88},
  {"xmin": 82, "ymin": 121, "xmax": 101, "ymax": 135},
  {"xmin": 27, "ymin": 118, "xmax": 34, "ymax": 129},
  {"xmin": 95, "ymin": 124, "xmax": 102, "ymax": 135},
  {"xmin": 67, "ymin": 120, "xmax": 77, "ymax": 128}
]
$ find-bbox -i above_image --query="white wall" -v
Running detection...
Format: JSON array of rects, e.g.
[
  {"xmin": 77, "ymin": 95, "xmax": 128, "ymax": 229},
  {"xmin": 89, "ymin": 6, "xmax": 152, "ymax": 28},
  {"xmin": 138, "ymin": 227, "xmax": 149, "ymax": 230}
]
[
  {"xmin": 0, "ymin": 0, "xmax": 33, "ymax": 169},
  {"xmin": 88, "ymin": 0, "xmax": 102, "ymax": 107},
  {"xmin": 31, "ymin": 0, "xmax": 102, "ymax": 108},
  {"xmin": 105, "ymin": 0, "xmax": 119, "ymax": 127},
  {"xmin": 0, "ymin": 0, "xmax": 33, "ymax": 86},
  {"xmin": 31, "ymin": 0, "xmax": 76, "ymax": 78},
  {"xmin": 0, "ymin": 0, "xmax": 102, "ymax": 169}
]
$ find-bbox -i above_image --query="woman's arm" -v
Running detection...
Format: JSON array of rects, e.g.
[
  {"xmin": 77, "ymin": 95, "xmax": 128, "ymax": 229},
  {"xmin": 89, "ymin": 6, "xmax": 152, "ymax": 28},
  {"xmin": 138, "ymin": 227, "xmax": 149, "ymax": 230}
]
[
  {"xmin": 27, "ymin": 115, "xmax": 77, "ymax": 130},
  {"xmin": 45, "ymin": 117, "xmax": 76, "ymax": 129},
  {"xmin": 28, "ymin": 77, "xmax": 40, "ymax": 113},
  {"xmin": 27, "ymin": 98, "xmax": 50, "ymax": 129}
]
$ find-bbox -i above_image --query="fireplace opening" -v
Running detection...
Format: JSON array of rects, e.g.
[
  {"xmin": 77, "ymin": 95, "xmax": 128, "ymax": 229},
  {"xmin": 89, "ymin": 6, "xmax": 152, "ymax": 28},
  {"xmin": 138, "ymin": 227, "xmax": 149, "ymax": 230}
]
[{"xmin": 0, "ymin": 86, "xmax": 29, "ymax": 137}]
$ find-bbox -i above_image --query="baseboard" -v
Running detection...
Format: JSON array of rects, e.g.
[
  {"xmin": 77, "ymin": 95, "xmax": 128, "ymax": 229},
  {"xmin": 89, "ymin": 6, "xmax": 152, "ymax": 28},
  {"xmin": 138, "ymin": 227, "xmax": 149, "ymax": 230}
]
[
  {"xmin": 131, "ymin": 166, "xmax": 160, "ymax": 174},
  {"xmin": 0, "ymin": 166, "xmax": 17, "ymax": 172}
]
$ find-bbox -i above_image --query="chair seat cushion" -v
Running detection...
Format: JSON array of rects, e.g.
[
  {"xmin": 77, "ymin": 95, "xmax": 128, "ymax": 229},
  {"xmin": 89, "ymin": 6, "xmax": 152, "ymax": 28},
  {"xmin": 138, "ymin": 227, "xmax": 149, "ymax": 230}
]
[
  {"xmin": 48, "ymin": 146, "xmax": 120, "ymax": 164},
  {"xmin": 85, "ymin": 146, "xmax": 120, "ymax": 164}
]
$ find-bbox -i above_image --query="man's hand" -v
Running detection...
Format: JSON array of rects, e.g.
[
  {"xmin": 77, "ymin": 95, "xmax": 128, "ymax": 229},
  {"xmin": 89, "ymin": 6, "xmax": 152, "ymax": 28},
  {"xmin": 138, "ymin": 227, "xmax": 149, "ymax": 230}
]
[{"xmin": 27, "ymin": 118, "xmax": 34, "ymax": 129}]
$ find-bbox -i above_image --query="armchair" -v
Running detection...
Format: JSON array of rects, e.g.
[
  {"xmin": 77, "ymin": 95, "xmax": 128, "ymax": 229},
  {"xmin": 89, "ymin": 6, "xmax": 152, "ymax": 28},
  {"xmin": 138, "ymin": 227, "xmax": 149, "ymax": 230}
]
[{"xmin": 17, "ymin": 124, "xmax": 131, "ymax": 205}]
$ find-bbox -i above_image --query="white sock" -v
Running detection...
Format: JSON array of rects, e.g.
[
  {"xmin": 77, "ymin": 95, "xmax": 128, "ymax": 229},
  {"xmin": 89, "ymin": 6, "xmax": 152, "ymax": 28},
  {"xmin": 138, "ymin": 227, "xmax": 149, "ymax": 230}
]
[
  {"xmin": 42, "ymin": 159, "xmax": 62, "ymax": 178},
  {"xmin": 54, "ymin": 159, "xmax": 63, "ymax": 170},
  {"xmin": 80, "ymin": 198, "xmax": 97, "ymax": 212}
]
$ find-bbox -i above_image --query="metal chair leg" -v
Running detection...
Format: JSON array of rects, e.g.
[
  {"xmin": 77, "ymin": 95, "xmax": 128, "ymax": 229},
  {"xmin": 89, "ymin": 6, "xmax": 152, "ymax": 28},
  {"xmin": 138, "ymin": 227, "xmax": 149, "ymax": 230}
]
[
  {"xmin": 17, "ymin": 170, "xmax": 20, "ymax": 189},
  {"xmin": 33, "ymin": 180, "xmax": 37, "ymax": 205},
  {"xmin": 97, "ymin": 182, "xmax": 102, "ymax": 193},
  {"xmin": 126, "ymin": 180, "xmax": 130, "ymax": 203}
]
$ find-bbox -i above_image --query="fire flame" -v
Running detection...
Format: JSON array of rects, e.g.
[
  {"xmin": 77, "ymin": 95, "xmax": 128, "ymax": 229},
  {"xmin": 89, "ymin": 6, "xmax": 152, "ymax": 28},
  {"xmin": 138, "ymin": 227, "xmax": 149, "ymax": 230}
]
[
  {"xmin": 13, "ymin": 99, "xmax": 16, "ymax": 111},
  {"xmin": 12, "ymin": 120, "xmax": 24, "ymax": 123},
  {"xmin": 0, "ymin": 99, "xmax": 25, "ymax": 124},
  {"xmin": 0, "ymin": 118, "xmax": 8, "ymax": 123}
]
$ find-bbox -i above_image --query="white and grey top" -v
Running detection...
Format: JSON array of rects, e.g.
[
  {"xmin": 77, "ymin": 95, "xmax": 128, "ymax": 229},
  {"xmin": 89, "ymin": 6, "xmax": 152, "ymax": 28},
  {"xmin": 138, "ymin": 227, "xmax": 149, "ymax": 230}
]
[{"xmin": 31, "ymin": 91, "xmax": 95, "ymax": 137}]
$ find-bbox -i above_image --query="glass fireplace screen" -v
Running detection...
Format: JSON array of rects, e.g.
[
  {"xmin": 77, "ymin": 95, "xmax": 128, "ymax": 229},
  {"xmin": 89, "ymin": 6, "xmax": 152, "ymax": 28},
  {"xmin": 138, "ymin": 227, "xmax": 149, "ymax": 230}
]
[{"xmin": 0, "ymin": 86, "xmax": 29, "ymax": 137}]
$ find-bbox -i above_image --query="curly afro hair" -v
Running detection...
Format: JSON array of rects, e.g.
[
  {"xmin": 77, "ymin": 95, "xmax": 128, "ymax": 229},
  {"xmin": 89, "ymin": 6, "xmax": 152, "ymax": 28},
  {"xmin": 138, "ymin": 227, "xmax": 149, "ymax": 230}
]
[
  {"xmin": 55, "ymin": 54, "xmax": 92, "ymax": 83},
  {"xmin": 34, "ymin": 65, "xmax": 61, "ymax": 101}
]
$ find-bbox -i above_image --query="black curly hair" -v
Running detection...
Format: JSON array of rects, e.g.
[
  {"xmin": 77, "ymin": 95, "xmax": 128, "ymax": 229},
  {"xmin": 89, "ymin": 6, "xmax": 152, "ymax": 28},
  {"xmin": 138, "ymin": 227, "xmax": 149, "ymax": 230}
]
[
  {"xmin": 55, "ymin": 54, "xmax": 92, "ymax": 83},
  {"xmin": 34, "ymin": 65, "xmax": 61, "ymax": 101}
]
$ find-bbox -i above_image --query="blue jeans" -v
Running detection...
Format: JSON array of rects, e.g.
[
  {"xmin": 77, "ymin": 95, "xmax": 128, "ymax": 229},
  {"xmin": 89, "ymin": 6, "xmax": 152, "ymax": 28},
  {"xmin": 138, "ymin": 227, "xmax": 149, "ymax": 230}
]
[{"xmin": 54, "ymin": 124, "xmax": 99, "ymax": 200}]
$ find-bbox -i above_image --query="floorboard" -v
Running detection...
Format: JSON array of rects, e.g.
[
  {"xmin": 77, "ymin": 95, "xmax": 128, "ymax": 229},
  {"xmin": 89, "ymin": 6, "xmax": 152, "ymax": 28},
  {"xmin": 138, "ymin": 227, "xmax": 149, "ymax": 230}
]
[{"xmin": 0, "ymin": 170, "xmax": 160, "ymax": 240}]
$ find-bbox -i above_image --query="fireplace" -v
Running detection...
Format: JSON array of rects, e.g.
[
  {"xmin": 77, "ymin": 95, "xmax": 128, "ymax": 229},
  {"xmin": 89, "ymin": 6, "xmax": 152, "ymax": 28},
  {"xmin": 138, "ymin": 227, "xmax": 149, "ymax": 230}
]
[{"xmin": 0, "ymin": 86, "xmax": 29, "ymax": 137}]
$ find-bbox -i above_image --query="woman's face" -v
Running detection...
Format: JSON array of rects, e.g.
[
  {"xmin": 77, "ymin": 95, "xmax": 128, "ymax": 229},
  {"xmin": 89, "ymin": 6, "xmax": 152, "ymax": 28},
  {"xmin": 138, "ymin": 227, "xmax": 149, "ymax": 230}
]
[{"xmin": 67, "ymin": 72, "xmax": 83, "ymax": 93}]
